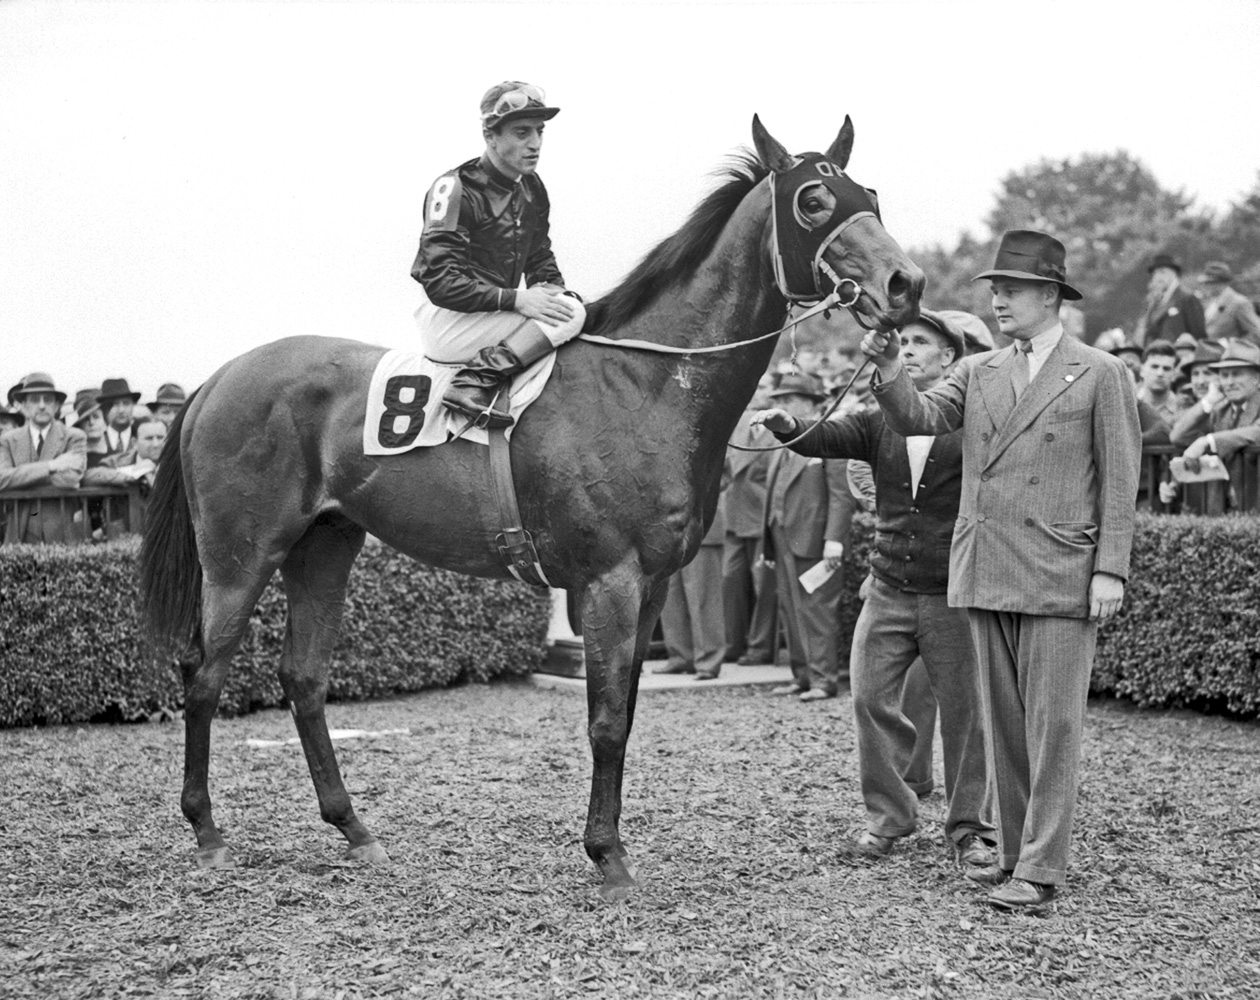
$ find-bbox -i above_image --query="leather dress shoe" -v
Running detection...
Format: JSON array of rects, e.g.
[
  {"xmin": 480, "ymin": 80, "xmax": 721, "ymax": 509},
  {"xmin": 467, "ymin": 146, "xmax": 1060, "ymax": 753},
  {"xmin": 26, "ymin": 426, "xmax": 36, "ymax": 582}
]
[
  {"xmin": 798, "ymin": 688, "xmax": 835, "ymax": 702},
  {"xmin": 955, "ymin": 833, "xmax": 997, "ymax": 867},
  {"xmin": 770, "ymin": 683, "xmax": 805, "ymax": 696},
  {"xmin": 854, "ymin": 832, "xmax": 899, "ymax": 858},
  {"xmin": 988, "ymin": 878, "xmax": 1056, "ymax": 911},
  {"xmin": 694, "ymin": 671, "xmax": 720, "ymax": 681},
  {"xmin": 964, "ymin": 864, "xmax": 1011, "ymax": 886},
  {"xmin": 652, "ymin": 662, "xmax": 695, "ymax": 675},
  {"xmin": 737, "ymin": 651, "xmax": 772, "ymax": 666}
]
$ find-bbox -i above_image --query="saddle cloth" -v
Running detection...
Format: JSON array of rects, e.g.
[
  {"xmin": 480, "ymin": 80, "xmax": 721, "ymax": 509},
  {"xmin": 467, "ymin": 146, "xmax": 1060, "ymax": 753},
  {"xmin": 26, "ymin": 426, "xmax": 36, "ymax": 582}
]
[{"xmin": 362, "ymin": 349, "xmax": 557, "ymax": 455}]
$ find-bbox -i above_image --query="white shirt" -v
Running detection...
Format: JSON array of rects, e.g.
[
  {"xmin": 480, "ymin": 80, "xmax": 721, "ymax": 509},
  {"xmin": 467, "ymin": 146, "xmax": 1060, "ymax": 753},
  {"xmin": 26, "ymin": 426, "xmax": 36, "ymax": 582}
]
[
  {"xmin": 1020, "ymin": 323, "xmax": 1064, "ymax": 383},
  {"xmin": 106, "ymin": 426, "xmax": 131, "ymax": 452},
  {"xmin": 28, "ymin": 422, "xmax": 47, "ymax": 454},
  {"xmin": 905, "ymin": 436, "xmax": 934, "ymax": 497}
]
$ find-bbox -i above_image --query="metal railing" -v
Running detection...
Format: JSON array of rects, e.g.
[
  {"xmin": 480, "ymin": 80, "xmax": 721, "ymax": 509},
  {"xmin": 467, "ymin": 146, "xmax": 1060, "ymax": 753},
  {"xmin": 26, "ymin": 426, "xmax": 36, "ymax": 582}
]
[
  {"xmin": 0, "ymin": 485, "xmax": 146, "ymax": 545},
  {"xmin": 1141, "ymin": 445, "xmax": 1260, "ymax": 514}
]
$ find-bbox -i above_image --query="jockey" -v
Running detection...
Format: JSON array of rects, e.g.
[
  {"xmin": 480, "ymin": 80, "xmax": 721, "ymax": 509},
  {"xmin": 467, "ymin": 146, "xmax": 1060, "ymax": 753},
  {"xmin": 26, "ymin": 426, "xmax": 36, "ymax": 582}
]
[{"xmin": 410, "ymin": 81, "xmax": 586, "ymax": 428}]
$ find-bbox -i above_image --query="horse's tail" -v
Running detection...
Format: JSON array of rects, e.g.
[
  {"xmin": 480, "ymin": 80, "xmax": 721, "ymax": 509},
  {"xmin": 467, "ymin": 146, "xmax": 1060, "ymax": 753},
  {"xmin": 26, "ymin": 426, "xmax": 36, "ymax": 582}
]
[{"xmin": 139, "ymin": 390, "xmax": 203, "ymax": 662}]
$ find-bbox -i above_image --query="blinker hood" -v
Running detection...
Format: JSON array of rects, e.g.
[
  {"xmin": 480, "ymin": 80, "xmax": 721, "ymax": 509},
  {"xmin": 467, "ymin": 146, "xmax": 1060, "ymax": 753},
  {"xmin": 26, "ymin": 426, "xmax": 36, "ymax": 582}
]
[{"xmin": 771, "ymin": 152, "xmax": 881, "ymax": 302}]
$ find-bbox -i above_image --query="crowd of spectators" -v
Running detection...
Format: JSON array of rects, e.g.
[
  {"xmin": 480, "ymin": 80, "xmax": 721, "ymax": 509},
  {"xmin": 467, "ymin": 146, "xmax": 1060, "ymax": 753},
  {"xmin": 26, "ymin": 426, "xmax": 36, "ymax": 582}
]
[{"xmin": 0, "ymin": 375, "xmax": 185, "ymax": 543}]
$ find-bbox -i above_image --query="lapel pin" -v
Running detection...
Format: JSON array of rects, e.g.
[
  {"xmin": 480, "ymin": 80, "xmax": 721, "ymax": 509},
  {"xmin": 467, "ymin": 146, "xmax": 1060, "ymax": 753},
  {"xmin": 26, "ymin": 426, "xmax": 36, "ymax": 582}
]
[{"xmin": 1064, "ymin": 374, "xmax": 1075, "ymax": 382}]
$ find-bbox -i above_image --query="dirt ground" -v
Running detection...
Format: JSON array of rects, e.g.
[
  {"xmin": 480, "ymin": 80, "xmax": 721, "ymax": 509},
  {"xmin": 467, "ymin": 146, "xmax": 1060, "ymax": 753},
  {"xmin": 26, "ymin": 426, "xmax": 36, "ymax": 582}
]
[{"xmin": 2, "ymin": 679, "xmax": 1257, "ymax": 999}]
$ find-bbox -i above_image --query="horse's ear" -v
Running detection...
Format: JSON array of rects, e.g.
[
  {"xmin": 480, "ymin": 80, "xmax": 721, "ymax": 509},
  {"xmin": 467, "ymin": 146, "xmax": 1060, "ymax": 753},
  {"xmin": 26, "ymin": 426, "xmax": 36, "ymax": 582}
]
[
  {"xmin": 825, "ymin": 115, "xmax": 855, "ymax": 169},
  {"xmin": 751, "ymin": 114, "xmax": 795, "ymax": 172}
]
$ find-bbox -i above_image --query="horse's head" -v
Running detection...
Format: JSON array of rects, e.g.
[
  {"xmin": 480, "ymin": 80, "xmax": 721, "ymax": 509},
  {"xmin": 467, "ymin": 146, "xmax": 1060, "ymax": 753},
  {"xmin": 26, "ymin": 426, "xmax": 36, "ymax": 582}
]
[{"xmin": 752, "ymin": 115, "xmax": 924, "ymax": 331}]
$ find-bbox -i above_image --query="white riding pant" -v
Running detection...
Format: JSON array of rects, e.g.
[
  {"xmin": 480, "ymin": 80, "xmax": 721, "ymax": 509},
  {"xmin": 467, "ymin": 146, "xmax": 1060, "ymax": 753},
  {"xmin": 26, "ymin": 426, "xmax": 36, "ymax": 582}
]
[{"xmin": 414, "ymin": 289, "xmax": 587, "ymax": 364}]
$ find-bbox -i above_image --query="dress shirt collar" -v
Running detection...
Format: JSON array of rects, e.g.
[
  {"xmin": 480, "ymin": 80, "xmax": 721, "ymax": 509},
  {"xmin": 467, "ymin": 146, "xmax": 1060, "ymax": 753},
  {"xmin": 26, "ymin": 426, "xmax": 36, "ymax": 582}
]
[{"xmin": 29, "ymin": 422, "xmax": 47, "ymax": 450}]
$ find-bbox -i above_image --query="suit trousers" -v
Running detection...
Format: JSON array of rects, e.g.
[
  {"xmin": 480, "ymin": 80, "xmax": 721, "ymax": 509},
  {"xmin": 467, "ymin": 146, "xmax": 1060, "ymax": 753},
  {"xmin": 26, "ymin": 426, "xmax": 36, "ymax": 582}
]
[
  {"xmin": 901, "ymin": 657, "xmax": 937, "ymax": 796},
  {"xmin": 851, "ymin": 578, "xmax": 993, "ymax": 841},
  {"xmin": 967, "ymin": 609, "xmax": 1097, "ymax": 885},
  {"xmin": 721, "ymin": 534, "xmax": 777, "ymax": 660},
  {"xmin": 660, "ymin": 548, "xmax": 726, "ymax": 677},
  {"xmin": 768, "ymin": 525, "xmax": 843, "ymax": 693}
]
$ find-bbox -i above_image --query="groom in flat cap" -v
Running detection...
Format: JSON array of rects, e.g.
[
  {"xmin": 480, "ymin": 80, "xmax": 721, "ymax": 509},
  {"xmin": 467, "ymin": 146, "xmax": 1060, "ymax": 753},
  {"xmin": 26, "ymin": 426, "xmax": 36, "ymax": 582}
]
[{"xmin": 859, "ymin": 230, "xmax": 1141, "ymax": 910}]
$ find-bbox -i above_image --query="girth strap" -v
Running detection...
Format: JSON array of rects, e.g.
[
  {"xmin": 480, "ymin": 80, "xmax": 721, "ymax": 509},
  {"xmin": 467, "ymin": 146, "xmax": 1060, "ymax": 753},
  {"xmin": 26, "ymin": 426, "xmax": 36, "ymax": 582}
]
[{"xmin": 487, "ymin": 425, "xmax": 552, "ymax": 588}]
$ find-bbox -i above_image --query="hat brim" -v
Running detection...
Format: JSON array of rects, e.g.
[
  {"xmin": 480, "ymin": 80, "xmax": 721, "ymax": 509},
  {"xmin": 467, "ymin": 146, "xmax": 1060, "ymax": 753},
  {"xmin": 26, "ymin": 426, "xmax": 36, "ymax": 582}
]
[
  {"xmin": 74, "ymin": 404, "xmax": 102, "ymax": 427},
  {"xmin": 98, "ymin": 392, "xmax": 142, "ymax": 405},
  {"xmin": 973, "ymin": 269, "xmax": 1083, "ymax": 301},
  {"xmin": 1208, "ymin": 360, "xmax": 1260, "ymax": 371},
  {"xmin": 487, "ymin": 106, "xmax": 560, "ymax": 129},
  {"xmin": 13, "ymin": 388, "xmax": 68, "ymax": 404},
  {"xmin": 148, "ymin": 398, "xmax": 185, "ymax": 408},
  {"xmin": 906, "ymin": 311, "xmax": 966, "ymax": 363}
]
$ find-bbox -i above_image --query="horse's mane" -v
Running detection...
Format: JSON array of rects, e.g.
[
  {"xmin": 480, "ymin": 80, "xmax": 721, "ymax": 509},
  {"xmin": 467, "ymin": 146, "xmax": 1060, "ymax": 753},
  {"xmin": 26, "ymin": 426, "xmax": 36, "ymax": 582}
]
[{"xmin": 583, "ymin": 151, "xmax": 769, "ymax": 336}]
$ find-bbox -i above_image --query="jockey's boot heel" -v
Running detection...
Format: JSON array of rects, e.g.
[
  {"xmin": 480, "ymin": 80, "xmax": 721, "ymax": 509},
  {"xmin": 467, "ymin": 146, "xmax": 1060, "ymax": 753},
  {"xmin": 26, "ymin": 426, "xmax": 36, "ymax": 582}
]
[{"xmin": 443, "ymin": 323, "xmax": 556, "ymax": 429}]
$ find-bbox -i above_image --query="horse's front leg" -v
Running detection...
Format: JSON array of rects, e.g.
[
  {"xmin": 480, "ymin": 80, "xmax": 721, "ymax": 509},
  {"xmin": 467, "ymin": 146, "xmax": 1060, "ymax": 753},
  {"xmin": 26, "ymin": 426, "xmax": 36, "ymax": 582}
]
[{"xmin": 578, "ymin": 565, "xmax": 669, "ymax": 901}]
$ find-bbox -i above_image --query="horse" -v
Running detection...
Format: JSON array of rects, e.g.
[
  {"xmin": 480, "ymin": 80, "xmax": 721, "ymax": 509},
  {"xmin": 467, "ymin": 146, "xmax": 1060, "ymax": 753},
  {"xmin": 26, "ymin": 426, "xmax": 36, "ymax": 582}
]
[{"xmin": 140, "ymin": 115, "xmax": 924, "ymax": 901}]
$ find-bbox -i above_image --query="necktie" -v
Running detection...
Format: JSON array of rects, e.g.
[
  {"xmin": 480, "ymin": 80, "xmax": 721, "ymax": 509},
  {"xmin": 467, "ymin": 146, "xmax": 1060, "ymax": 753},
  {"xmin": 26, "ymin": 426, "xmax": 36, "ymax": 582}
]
[
  {"xmin": 36, "ymin": 431, "xmax": 46, "ymax": 458},
  {"xmin": 1012, "ymin": 341, "xmax": 1033, "ymax": 402}
]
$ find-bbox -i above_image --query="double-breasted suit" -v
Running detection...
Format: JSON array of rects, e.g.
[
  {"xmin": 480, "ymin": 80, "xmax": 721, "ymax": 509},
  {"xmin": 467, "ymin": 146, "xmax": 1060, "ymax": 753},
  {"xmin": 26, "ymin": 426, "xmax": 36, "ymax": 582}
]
[
  {"xmin": 763, "ymin": 448, "xmax": 855, "ymax": 694},
  {"xmin": 0, "ymin": 422, "xmax": 88, "ymax": 544},
  {"xmin": 873, "ymin": 331, "xmax": 1141, "ymax": 885}
]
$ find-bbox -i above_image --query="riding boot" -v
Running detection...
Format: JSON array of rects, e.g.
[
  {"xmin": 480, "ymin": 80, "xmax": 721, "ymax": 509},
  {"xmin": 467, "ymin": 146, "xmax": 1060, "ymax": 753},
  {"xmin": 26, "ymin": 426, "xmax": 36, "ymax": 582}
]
[{"xmin": 443, "ymin": 322, "xmax": 557, "ymax": 429}]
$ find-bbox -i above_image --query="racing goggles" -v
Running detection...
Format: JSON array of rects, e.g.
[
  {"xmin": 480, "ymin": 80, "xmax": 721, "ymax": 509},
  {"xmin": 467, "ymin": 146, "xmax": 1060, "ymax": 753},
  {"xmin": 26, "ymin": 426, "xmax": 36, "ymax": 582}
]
[{"xmin": 482, "ymin": 85, "xmax": 547, "ymax": 122}]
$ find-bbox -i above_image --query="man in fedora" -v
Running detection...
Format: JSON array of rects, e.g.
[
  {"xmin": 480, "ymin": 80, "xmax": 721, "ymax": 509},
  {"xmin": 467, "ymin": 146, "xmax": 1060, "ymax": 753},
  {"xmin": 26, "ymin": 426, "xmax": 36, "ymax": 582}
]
[
  {"xmin": 760, "ymin": 372, "xmax": 856, "ymax": 702},
  {"xmin": 97, "ymin": 377, "xmax": 142, "ymax": 456},
  {"xmin": 411, "ymin": 81, "xmax": 585, "ymax": 429},
  {"xmin": 1198, "ymin": 262, "xmax": 1260, "ymax": 345},
  {"xmin": 1135, "ymin": 252, "xmax": 1206, "ymax": 346},
  {"xmin": 859, "ymin": 230, "xmax": 1141, "ymax": 910},
  {"xmin": 754, "ymin": 310, "xmax": 997, "ymax": 872},
  {"xmin": 148, "ymin": 383, "xmax": 188, "ymax": 427},
  {"xmin": 1168, "ymin": 340, "xmax": 1260, "ymax": 513},
  {"xmin": 0, "ymin": 373, "xmax": 88, "ymax": 543}
]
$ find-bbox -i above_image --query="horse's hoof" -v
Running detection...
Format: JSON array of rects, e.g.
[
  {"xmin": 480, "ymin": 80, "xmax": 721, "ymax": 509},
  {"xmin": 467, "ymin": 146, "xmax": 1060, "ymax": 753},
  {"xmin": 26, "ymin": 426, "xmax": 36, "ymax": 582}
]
[
  {"xmin": 345, "ymin": 840, "xmax": 391, "ymax": 865},
  {"xmin": 195, "ymin": 845, "xmax": 236, "ymax": 869}
]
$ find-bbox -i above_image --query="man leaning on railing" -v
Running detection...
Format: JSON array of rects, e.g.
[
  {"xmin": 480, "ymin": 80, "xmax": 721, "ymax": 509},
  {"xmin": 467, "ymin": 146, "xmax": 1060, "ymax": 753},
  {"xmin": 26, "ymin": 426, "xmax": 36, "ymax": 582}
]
[{"xmin": 0, "ymin": 372, "xmax": 87, "ymax": 544}]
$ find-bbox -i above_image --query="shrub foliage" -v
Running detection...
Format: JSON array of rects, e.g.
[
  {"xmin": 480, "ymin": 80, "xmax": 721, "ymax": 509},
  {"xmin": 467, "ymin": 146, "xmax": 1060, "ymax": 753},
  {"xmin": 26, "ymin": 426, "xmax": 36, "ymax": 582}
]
[{"xmin": 0, "ymin": 538, "xmax": 550, "ymax": 727}]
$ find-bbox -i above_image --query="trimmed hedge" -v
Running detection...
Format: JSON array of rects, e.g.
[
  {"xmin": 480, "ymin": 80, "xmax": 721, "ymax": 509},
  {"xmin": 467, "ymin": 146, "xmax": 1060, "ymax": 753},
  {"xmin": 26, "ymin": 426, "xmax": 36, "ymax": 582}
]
[
  {"xmin": 4, "ymin": 512, "xmax": 1258, "ymax": 726},
  {"xmin": 0, "ymin": 538, "xmax": 550, "ymax": 727}
]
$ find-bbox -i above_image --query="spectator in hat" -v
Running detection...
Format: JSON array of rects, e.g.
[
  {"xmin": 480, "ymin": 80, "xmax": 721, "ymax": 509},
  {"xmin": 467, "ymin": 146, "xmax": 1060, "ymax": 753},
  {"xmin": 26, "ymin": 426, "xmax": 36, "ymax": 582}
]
[
  {"xmin": 1134, "ymin": 253, "xmax": 1206, "ymax": 346},
  {"xmin": 97, "ymin": 378, "xmax": 142, "ymax": 457},
  {"xmin": 73, "ymin": 393, "xmax": 114, "ymax": 471},
  {"xmin": 1175, "ymin": 340, "xmax": 1225, "ymax": 407},
  {"xmin": 1109, "ymin": 340, "xmax": 1143, "ymax": 379},
  {"xmin": 147, "ymin": 383, "xmax": 188, "ymax": 427},
  {"xmin": 754, "ymin": 309, "xmax": 996, "ymax": 870},
  {"xmin": 0, "ymin": 405, "xmax": 23, "ymax": 434},
  {"xmin": 1167, "ymin": 341, "xmax": 1260, "ymax": 513},
  {"xmin": 1137, "ymin": 340, "xmax": 1185, "ymax": 426},
  {"xmin": 759, "ymin": 372, "xmax": 856, "ymax": 702},
  {"xmin": 654, "ymin": 491, "xmax": 727, "ymax": 681},
  {"xmin": 1198, "ymin": 262, "xmax": 1260, "ymax": 345},
  {"xmin": 0, "ymin": 373, "xmax": 87, "ymax": 543}
]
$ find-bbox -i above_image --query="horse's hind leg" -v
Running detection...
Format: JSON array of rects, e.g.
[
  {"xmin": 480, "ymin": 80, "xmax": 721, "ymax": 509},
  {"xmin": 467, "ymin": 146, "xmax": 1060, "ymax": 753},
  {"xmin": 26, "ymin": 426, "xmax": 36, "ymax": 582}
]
[
  {"xmin": 184, "ymin": 571, "xmax": 280, "ymax": 868},
  {"xmin": 276, "ymin": 514, "xmax": 387, "ymax": 864},
  {"xmin": 580, "ymin": 567, "xmax": 669, "ymax": 901}
]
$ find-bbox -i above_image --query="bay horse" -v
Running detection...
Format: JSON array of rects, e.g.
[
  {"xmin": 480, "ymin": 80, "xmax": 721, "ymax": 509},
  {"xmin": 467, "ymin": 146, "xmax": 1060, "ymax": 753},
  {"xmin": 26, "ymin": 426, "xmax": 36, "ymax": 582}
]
[{"xmin": 140, "ymin": 116, "xmax": 924, "ymax": 900}]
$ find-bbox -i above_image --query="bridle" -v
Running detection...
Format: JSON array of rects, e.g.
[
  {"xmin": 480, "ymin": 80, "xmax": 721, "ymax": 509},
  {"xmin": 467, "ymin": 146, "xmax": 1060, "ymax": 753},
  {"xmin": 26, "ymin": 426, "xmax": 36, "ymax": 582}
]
[{"xmin": 575, "ymin": 158, "xmax": 887, "ymax": 451}]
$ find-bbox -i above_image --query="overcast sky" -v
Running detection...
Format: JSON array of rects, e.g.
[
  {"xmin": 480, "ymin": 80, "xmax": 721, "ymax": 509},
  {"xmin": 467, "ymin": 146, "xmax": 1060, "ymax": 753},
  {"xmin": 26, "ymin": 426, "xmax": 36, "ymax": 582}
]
[{"xmin": 3, "ymin": 0, "xmax": 1259, "ymax": 401}]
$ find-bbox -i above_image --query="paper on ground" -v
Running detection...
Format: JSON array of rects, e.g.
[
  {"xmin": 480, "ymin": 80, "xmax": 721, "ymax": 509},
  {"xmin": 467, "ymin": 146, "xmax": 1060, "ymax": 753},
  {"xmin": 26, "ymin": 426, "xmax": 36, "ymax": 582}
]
[{"xmin": 246, "ymin": 727, "xmax": 410, "ymax": 749}]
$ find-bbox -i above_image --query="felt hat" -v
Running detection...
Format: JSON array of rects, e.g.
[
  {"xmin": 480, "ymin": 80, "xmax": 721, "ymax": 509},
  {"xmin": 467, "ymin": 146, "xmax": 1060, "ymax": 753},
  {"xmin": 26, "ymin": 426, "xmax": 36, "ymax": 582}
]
[
  {"xmin": 1148, "ymin": 252, "xmax": 1182, "ymax": 274},
  {"xmin": 1208, "ymin": 340, "xmax": 1260, "ymax": 372},
  {"xmin": 1177, "ymin": 339, "xmax": 1225, "ymax": 376},
  {"xmin": 935, "ymin": 309, "xmax": 994, "ymax": 354},
  {"xmin": 1109, "ymin": 340, "xmax": 1143, "ymax": 359},
  {"xmin": 973, "ymin": 230, "xmax": 1083, "ymax": 301},
  {"xmin": 97, "ymin": 377, "xmax": 142, "ymax": 406},
  {"xmin": 73, "ymin": 393, "xmax": 103, "ymax": 427},
  {"xmin": 148, "ymin": 382, "xmax": 187, "ymax": 408},
  {"xmin": 11, "ymin": 372, "xmax": 68, "ymax": 405},
  {"xmin": 1198, "ymin": 261, "xmax": 1233, "ymax": 285},
  {"xmin": 906, "ymin": 308, "xmax": 967, "ymax": 362},
  {"xmin": 769, "ymin": 371, "xmax": 828, "ymax": 402},
  {"xmin": 480, "ymin": 81, "xmax": 559, "ymax": 130},
  {"xmin": 1173, "ymin": 332, "xmax": 1199, "ymax": 353}
]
